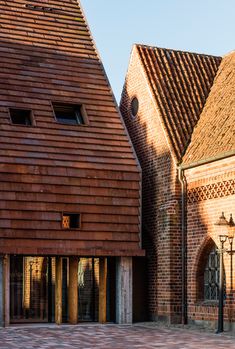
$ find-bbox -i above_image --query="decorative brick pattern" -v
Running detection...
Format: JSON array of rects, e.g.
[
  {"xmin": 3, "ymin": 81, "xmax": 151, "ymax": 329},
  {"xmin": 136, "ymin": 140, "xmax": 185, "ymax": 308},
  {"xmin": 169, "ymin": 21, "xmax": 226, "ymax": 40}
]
[
  {"xmin": 188, "ymin": 179, "xmax": 235, "ymax": 203},
  {"xmin": 185, "ymin": 159, "xmax": 235, "ymax": 328}
]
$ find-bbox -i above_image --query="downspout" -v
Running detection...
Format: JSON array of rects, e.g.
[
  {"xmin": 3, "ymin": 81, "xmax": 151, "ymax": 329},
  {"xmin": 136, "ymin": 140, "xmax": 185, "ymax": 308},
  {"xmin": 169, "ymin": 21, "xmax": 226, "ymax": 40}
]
[{"xmin": 178, "ymin": 167, "xmax": 187, "ymax": 325}]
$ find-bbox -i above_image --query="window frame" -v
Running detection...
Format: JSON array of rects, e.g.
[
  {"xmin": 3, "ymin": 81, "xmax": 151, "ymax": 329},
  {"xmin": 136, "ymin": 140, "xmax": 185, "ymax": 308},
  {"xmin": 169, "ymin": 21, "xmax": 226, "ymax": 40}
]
[
  {"xmin": 8, "ymin": 107, "xmax": 35, "ymax": 127},
  {"xmin": 62, "ymin": 212, "xmax": 82, "ymax": 230},
  {"xmin": 52, "ymin": 102, "xmax": 89, "ymax": 126},
  {"xmin": 204, "ymin": 247, "xmax": 220, "ymax": 301},
  {"xmin": 196, "ymin": 240, "xmax": 226, "ymax": 305},
  {"xmin": 130, "ymin": 96, "xmax": 139, "ymax": 118}
]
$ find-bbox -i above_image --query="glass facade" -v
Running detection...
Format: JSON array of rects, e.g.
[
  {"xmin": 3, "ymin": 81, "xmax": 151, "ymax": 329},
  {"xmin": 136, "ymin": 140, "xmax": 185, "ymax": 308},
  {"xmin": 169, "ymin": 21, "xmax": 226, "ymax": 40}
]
[
  {"xmin": 78, "ymin": 258, "xmax": 99, "ymax": 321},
  {"xmin": 10, "ymin": 256, "xmax": 48, "ymax": 322},
  {"xmin": 9, "ymin": 256, "xmax": 114, "ymax": 323}
]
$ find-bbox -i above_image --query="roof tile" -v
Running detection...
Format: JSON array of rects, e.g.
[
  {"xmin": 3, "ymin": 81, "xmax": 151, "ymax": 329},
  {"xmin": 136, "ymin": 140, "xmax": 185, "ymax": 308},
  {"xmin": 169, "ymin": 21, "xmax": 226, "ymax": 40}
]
[
  {"xmin": 136, "ymin": 45, "xmax": 221, "ymax": 160},
  {"xmin": 182, "ymin": 51, "xmax": 235, "ymax": 165}
]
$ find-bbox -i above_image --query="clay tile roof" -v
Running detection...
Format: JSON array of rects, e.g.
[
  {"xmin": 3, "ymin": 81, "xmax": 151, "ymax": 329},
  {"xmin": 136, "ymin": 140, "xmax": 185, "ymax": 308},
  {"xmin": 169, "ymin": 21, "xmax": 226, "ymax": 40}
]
[
  {"xmin": 136, "ymin": 44, "xmax": 222, "ymax": 161},
  {"xmin": 182, "ymin": 51, "xmax": 235, "ymax": 166}
]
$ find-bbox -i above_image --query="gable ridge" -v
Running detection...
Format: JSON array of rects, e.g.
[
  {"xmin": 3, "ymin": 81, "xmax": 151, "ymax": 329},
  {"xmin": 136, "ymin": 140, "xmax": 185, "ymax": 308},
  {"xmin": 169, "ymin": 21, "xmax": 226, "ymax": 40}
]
[{"xmin": 134, "ymin": 43, "xmax": 221, "ymax": 60}]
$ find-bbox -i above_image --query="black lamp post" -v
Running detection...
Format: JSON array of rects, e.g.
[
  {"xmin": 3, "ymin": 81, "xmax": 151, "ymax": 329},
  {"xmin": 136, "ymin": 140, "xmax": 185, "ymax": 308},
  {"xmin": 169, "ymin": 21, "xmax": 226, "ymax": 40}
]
[
  {"xmin": 214, "ymin": 212, "xmax": 234, "ymax": 334},
  {"xmin": 217, "ymin": 233, "xmax": 226, "ymax": 334}
]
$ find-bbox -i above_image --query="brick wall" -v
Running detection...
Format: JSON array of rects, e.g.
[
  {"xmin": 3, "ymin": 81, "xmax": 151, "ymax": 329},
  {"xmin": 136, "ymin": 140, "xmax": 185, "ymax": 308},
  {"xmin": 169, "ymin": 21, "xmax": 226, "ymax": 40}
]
[
  {"xmin": 185, "ymin": 157, "xmax": 235, "ymax": 328},
  {"xmin": 120, "ymin": 47, "xmax": 182, "ymax": 322}
]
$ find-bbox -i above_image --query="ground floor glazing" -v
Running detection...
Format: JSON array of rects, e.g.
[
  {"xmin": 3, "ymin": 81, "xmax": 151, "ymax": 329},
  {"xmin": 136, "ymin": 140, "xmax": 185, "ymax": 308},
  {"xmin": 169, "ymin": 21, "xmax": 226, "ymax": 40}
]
[{"xmin": 7, "ymin": 255, "xmax": 117, "ymax": 324}]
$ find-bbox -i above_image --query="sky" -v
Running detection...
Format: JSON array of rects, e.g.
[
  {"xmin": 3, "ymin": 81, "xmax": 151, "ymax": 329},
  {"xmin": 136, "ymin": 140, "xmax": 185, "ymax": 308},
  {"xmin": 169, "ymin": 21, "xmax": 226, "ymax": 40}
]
[{"xmin": 80, "ymin": 0, "xmax": 235, "ymax": 102}]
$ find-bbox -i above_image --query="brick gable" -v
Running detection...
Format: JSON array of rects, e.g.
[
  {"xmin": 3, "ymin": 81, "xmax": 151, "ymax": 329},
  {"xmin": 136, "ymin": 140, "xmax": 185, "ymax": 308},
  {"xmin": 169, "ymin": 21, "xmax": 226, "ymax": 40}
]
[
  {"xmin": 120, "ymin": 46, "xmax": 182, "ymax": 322},
  {"xmin": 136, "ymin": 45, "xmax": 221, "ymax": 161}
]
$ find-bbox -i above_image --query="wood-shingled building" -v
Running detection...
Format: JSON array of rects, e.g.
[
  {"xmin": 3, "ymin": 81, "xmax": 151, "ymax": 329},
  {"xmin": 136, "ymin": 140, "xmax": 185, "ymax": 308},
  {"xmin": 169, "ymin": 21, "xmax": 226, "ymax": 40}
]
[
  {"xmin": 120, "ymin": 45, "xmax": 235, "ymax": 329},
  {"xmin": 0, "ymin": 0, "xmax": 143, "ymax": 326}
]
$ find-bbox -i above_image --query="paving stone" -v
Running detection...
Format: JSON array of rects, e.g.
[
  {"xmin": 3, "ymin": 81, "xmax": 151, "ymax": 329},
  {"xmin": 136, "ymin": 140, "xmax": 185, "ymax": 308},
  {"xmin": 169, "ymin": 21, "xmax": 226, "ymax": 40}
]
[{"xmin": 0, "ymin": 323, "xmax": 235, "ymax": 348}]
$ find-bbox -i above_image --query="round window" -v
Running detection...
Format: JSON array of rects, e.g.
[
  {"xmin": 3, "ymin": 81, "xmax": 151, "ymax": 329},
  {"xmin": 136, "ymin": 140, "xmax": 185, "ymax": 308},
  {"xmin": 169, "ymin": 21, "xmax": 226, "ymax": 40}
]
[{"xmin": 131, "ymin": 97, "xmax": 139, "ymax": 117}]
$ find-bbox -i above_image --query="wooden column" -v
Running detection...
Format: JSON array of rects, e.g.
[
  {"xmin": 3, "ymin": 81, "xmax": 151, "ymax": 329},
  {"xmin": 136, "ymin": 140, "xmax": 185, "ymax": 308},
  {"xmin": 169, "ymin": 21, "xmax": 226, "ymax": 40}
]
[
  {"xmin": 3, "ymin": 255, "xmax": 10, "ymax": 327},
  {"xmin": 99, "ymin": 257, "xmax": 107, "ymax": 323},
  {"xmin": 68, "ymin": 256, "xmax": 78, "ymax": 325},
  {"xmin": 0, "ymin": 256, "xmax": 3, "ymax": 327},
  {"xmin": 116, "ymin": 257, "xmax": 133, "ymax": 324},
  {"xmin": 55, "ymin": 257, "xmax": 62, "ymax": 325}
]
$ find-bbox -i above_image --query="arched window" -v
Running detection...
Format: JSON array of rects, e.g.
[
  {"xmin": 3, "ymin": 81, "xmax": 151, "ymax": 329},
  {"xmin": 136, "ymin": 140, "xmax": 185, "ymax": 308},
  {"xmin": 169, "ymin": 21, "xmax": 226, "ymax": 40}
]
[
  {"xmin": 196, "ymin": 240, "xmax": 226, "ymax": 302},
  {"xmin": 204, "ymin": 247, "xmax": 220, "ymax": 300},
  {"xmin": 203, "ymin": 245, "xmax": 226, "ymax": 301}
]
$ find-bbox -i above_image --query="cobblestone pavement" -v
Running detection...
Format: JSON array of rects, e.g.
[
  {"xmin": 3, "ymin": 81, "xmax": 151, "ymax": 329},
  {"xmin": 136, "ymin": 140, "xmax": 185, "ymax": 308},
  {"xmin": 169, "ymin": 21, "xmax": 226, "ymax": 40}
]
[{"xmin": 0, "ymin": 323, "xmax": 235, "ymax": 349}]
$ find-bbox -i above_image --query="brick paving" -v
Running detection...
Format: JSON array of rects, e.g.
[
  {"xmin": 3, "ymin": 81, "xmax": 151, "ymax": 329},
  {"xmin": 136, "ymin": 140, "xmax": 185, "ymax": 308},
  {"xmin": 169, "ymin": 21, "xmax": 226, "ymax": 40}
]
[{"xmin": 0, "ymin": 323, "xmax": 235, "ymax": 349}]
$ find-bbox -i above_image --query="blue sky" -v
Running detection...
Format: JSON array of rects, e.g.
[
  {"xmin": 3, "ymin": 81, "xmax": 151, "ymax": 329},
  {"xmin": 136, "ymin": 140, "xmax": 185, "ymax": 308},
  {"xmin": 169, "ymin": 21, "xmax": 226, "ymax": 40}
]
[{"xmin": 81, "ymin": 0, "xmax": 235, "ymax": 102}]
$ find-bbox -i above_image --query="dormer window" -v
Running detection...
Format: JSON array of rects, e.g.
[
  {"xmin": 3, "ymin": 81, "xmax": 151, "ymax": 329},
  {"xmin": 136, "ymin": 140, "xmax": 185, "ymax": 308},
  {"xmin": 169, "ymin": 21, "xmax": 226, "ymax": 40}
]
[
  {"xmin": 53, "ymin": 103, "xmax": 87, "ymax": 125},
  {"xmin": 9, "ymin": 108, "xmax": 33, "ymax": 126}
]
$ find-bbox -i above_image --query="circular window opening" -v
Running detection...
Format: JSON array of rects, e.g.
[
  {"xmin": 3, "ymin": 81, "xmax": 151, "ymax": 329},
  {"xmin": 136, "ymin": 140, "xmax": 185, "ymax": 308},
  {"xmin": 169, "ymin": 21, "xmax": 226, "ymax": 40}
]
[{"xmin": 131, "ymin": 97, "xmax": 139, "ymax": 117}]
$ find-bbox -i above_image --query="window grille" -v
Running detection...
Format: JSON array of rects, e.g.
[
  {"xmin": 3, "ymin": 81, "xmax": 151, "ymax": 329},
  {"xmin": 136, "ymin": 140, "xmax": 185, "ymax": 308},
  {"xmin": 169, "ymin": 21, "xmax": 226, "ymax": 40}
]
[
  {"xmin": 204, "ymin": 247, "xmax": 222, "ymax": 300},
  {"xmin": 62, "ymin": 213, "xmax": 81, "ymax": 229}
]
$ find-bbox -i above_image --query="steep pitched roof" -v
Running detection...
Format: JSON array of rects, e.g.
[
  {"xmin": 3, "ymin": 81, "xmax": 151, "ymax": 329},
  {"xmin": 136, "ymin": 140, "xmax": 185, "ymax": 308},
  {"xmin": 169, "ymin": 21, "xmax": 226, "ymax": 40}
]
[
  {"xmin": 0, "ymin": 0, "xmax": 143, "ymax": 256},
  {"xmin": 136, "ymin": 44, "xmax": 222, "ymax": 161},
  {"xmin": 182, "ymin": 51, "xmax": 235, "ymax": 166},
  {"xmin": 0, "ymin": 0, "xmax": 97, "ymax": 58}
]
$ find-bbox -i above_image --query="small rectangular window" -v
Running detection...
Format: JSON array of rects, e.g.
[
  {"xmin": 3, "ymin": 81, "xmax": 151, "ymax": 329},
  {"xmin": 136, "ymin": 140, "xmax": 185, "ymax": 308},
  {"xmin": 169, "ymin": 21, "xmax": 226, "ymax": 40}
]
[
  {"xmin": 53, "ymin": 103, "xmax": 86, "ymax": 125},
  {"xmin": 62, "ymin": 213, "xmax": 81, "ymax": 229},
  {"xmin": 9, "ymin": 108, "xmax": 33, "ymax": 126}
]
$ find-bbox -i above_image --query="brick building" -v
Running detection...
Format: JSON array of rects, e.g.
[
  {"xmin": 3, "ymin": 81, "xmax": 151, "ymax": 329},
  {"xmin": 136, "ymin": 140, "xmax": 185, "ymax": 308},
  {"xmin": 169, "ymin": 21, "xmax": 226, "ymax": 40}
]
[
  {"xmin": 120, "ymin": 45, "xmax": 235, "ymax": 328},
  {"xmin": 0, "ymin": 1, "xmax": 144, "ymax": 326}
]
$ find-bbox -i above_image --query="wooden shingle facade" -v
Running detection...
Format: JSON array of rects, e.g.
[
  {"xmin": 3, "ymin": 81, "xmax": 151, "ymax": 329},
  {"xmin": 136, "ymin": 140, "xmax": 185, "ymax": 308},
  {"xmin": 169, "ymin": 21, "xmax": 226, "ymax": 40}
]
[
  {"xmin": 0, "ymin": 0, "xmax": 142, "ymax": 256},
  {"xmin": 0, "ymin": 0, "xmax": 143, "ymax": 326}
]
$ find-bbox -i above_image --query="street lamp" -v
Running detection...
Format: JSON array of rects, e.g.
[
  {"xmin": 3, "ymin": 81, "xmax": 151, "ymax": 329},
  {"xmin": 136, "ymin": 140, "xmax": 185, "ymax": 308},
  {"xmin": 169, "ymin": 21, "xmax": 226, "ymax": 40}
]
[
  {"xmin": 214, "ymin": 212, "xmax": 235, "ymax": 333},
  {"xmin": 228, "ymin": 214, "xmax": 235, "ymax": 246}
]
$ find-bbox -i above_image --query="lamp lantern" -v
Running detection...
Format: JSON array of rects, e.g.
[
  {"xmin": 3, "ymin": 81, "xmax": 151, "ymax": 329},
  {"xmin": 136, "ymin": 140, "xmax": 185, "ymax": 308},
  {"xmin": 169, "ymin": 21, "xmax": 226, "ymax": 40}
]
[{"xmin": 228, "ymin": 214, "xmax": 235, "ymax": 244}]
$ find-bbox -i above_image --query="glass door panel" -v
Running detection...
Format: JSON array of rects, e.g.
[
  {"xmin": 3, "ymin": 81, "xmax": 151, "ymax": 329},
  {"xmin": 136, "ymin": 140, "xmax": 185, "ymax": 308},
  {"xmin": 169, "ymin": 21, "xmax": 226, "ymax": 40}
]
[
  {"xmin": 78, "ymin": 258, "xmax": 99, "ymax": 321},
  {"xmin": 10, "ymin": 256, "xmax": 48, "ymax": 323}
]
